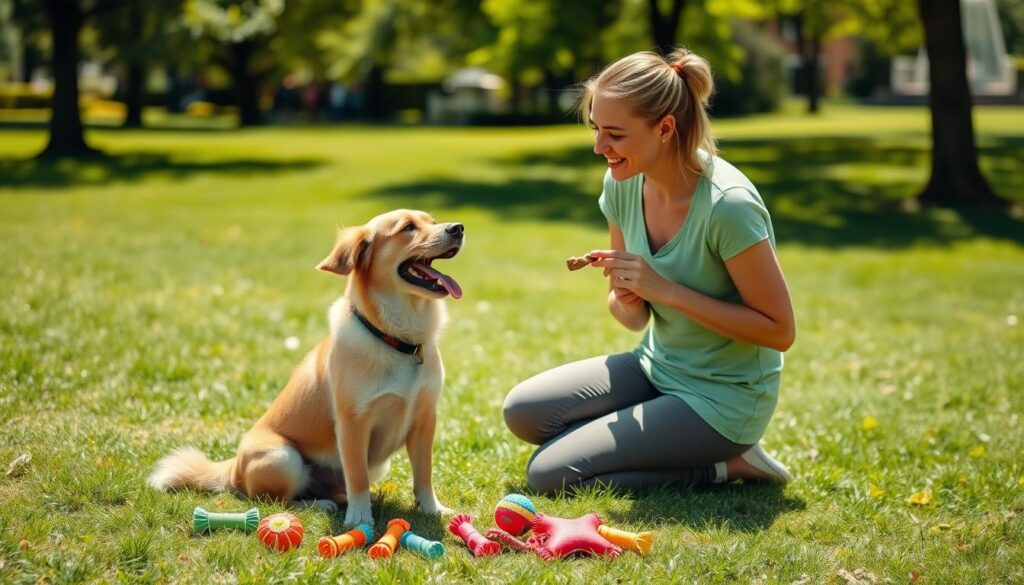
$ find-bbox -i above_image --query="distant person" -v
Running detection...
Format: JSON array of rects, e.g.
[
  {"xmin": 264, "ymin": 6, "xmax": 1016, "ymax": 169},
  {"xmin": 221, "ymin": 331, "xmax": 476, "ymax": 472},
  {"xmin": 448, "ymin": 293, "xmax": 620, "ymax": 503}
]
[{"xmin": 503, "ymin": 48, "xmax": 796, "ymax": 494}]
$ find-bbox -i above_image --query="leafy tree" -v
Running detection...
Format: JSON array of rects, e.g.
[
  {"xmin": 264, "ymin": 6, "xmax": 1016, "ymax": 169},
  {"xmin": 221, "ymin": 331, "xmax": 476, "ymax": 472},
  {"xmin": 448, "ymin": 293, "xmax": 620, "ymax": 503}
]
[
  {"xmin": 182, "ymin": 0, "xmax": 285, "ymax": 126},
  {"xmin": 94, "ymin": 0, "xmax": 185, "ymax": 127}
]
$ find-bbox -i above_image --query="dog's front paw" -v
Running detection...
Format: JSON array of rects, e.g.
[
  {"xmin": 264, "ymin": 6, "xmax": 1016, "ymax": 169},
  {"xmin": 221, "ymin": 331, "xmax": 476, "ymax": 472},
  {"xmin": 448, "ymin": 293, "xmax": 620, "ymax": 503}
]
[
  {"xmin": 343, "ymin": 492, "xmax": 373, "ymax": 527},
  {"xmin": 416, "ymin": 491, "xmax": 453, "ymax": 516}
]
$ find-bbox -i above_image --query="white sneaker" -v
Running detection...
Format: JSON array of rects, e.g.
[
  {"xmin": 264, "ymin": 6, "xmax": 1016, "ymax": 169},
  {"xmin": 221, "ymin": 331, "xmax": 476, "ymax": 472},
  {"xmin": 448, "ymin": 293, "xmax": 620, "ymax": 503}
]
[{"xmin": 739, "ymin": 442, "xmax": 791, "ymax": 483}]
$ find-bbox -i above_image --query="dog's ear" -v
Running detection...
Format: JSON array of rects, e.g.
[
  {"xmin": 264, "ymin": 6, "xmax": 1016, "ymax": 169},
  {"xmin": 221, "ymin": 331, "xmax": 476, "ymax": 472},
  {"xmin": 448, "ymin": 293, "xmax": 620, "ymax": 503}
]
[{"xmin": 316, "ymin": 226, "xmax": 371, "ymax": 276}]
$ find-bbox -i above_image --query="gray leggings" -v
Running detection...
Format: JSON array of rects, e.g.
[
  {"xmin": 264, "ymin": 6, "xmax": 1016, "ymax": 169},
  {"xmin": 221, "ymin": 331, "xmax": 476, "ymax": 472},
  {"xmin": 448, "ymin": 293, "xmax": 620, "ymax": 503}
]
[{"xmin": 503, "ymin": 353, "xmax": 752, "ymax": 494}]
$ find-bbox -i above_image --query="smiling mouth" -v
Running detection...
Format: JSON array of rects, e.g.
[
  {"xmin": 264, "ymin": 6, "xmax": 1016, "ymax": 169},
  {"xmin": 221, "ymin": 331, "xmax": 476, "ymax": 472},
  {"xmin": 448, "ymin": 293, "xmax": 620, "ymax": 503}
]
[
  {"xmin": 607, "ymin": 157, "xmax": 624, "ymax": 167},
  {"xmin": 399, "ymin": 246, "xmax": 463, "ymax": 299}
]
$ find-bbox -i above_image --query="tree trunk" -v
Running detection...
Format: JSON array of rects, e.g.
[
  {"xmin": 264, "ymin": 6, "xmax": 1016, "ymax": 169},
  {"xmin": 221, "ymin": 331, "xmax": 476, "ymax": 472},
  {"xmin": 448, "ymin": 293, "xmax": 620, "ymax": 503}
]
[
  {"xmin": 364, "ymin": 63, "xmax": 388, "ymax": 121},
  {"xmin": 647, "ymin": 0, "xmax": 686, "ymax": 56},
  {"xmin": 229, "ymin": 40, "xmax": 263, "ymax": 127},
  {"xmin": 165, "ymin": 65, "xmax": 182, "ymax": 114},
  {"xmin": 123, "ymin": 62, "xmax": 145, "ymax": 128},
  {"xmin": 39, "ymin": 0, "xmax": 98, "ymax": 159},
  {"xmin": 917, "ymin": 0, "xmax": 1003, "ymax": 208},
  {"xmin": 806, "ymin": 35, "xmax": 821, "ymax": 114}
]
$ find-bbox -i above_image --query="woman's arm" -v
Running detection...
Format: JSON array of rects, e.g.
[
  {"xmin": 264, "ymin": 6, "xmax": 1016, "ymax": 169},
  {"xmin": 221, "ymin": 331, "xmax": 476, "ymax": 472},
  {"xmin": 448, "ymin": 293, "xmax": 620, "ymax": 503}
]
[
  {"xmin": 590, "ymin": 240, "xmax": 795, "ymax": 351},
  {"xmin": 603, "ymin": 223, "xmax": 651, "ymax": 332}
]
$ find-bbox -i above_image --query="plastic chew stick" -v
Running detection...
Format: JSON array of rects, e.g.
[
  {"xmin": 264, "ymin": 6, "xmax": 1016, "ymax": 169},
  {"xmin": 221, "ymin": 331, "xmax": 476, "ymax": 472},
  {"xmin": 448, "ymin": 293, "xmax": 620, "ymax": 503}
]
[
  {"xmin": 399, "ymin": 530, "xmax": 445, "ymax": 559},
  {"xmin": 448, "ymin": 514, "xmax": 500, "ymax": 557},
  {"xmin": 317, "ymin": 524, "xmax": 374, "ymax": 557},
  {"xmin": 597, "ymin": 524, "xmax": 653, "ymax": 555},
  {"xmin": 192, "ymin": 507, "xmax": 260, "ymax": 533},
  {"xmin": 368, "ymin": 518, "xmax": 410, "ymax": 559}
]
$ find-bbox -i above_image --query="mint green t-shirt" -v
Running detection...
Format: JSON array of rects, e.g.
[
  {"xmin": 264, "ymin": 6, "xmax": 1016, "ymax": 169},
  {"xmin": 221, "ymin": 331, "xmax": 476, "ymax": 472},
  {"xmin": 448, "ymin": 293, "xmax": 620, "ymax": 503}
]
[{"xmin": 597, "ymin": 156, "xmax": 782, "ymax": 444}]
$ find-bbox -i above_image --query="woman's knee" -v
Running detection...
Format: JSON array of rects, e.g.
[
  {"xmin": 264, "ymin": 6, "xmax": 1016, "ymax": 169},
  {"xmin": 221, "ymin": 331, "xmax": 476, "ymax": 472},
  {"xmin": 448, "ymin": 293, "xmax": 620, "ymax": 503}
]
[
  {"xmin": 502, "ymin": 381, "xmax": 546, "ymax": 444},
  {"xmin": 525, "ymin": 448, "xmax": 582, "ymax": 495}
]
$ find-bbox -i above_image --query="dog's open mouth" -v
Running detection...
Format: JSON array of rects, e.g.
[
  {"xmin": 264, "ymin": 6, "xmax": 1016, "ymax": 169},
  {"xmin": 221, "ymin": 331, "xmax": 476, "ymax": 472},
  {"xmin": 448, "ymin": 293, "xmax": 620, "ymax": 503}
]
[{"xmin": 399, "ymin": 246, "xmax": 462, "ymax": 299}]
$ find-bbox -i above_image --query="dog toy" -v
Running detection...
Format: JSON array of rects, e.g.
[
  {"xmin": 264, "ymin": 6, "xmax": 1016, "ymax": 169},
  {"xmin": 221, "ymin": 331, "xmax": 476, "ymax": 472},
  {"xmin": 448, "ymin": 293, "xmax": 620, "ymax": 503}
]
[
  {"xmin": 485, "ymin": 527, "xmax": 537, "ymax": 553},
  {"xmin": 448, "ymin": 514, "xmax": 500, "ymax": 557},
  {"xmin": 257, "ymin": 512, "xmax": 304, "ymax": 552},
  {"xmin": 494, "ymin": 494, "xmax": 537, "ymax": 536},
  {"xmin": 597, "ymin": 524, "xmax": 653, "ymax": 555},
  {"xmin": 192, "ymin": 507, "xmax": 260, "ymax": 533},
  {"xmin": 400, "ymin": 530, "xmax": 445, "ymax": 559},
  {"xmin": 369, "ymin": 518, "xmax": 410, "ymax": 559},
  {"xmin": 528, "ymin": 513, "xmax": 622, "ymax": 560},
  {"xmin": 318, "ymin": 524, "xmax": 374, "ymax": 557}
]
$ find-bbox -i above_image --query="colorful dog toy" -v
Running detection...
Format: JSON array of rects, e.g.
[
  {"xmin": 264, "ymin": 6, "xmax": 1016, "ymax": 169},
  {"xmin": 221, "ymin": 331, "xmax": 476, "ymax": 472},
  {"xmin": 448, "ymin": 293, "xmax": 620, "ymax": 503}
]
[
  {"xmin": 399, "ymin": 530, "xmax": 445, "ymax": 559},
  {"xmin": 318, "ymin": 524, "xmax": 374, "ymax": 557},
  {"xmin": 597, "ymin": 524, "xmax": 653, "ymax": 555},
  {"xmin": 369, "ymin": 518, "xmax": 410, "ymax": 559},
  {"xmin": 528, "ymin": 513, "xmax": 622, "ymax": 560},
  {"xmin": 257, "ymin": 512, "xmax": 304, "ymax": 552},
  {"xmin": 192, "ymin": 507, "xmax": 260, "ymax": 533},
  {"xmin": 494, "ymin": 494, "xmax": 537, "ymax": 536},
  {"xmin": 448, "ymin": 514, "xmax": 500, "ymax": 557}
]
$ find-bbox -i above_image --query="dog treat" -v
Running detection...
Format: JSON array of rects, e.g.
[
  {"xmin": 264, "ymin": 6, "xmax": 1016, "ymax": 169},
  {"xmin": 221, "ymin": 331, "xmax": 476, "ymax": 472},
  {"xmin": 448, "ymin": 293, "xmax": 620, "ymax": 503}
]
[
  {"xmin": 318, "ymin": 524, "xmax": 374, "ymax": 557},
  {"xmin": 192, "ymin": 506, "xmax": 260, "ymax": 533},
  {"xmin": 566, "ymin": 254, "xmax": 595, "ymax": 271},
  {"xmin": 369, "ymin": 518, "xmax": 411, "ymax": 559}
]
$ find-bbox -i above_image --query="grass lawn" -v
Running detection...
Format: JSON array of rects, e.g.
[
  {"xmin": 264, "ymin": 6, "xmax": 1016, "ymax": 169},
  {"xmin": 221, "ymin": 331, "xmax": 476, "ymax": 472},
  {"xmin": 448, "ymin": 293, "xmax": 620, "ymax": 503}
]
[{"xmin": 1, "ymin": 104, "xmax": 1023, "ymax": 583}]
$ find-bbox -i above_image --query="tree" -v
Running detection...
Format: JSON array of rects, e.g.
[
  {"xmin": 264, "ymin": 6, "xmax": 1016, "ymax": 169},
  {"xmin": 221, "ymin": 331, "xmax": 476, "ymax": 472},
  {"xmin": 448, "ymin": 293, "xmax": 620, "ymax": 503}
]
[
  {"xmin": 917, "ymin": 0, "xmax": 1003, "ymax": 207},
  {"xmin": 38, "ymin": 0, "xmax": 106, "ymax": 159},
  {"xmin": 182, "ymin": 0, "xmax": 285, "ymax": 126},
  {"xmin": 648, "ymin": 0, "xmax": 687, "ymax": 55},
  {"xmin": 94, "ymin": 0, "xmax": 185, "ymax": 127}
]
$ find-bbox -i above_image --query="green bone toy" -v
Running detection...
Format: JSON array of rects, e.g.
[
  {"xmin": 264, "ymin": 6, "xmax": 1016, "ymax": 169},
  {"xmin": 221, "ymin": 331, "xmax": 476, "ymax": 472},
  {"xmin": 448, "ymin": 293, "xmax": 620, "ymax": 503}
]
[{"xmin": 192, "ymin": 506, "xmax": 261, "ymax": 533}]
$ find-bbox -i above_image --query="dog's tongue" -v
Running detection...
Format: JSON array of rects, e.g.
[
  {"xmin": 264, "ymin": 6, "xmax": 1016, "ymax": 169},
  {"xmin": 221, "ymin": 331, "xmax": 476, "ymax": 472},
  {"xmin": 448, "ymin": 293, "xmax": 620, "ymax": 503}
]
[{"xmin": 414, "ymin": 262, "xmax": 463, "ymax": 299}]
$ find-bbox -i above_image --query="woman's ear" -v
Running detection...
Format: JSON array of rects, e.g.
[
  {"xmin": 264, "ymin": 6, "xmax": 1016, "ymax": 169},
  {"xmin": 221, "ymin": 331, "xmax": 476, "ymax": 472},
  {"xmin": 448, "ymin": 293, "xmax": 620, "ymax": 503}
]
[
  {"xmin": 316, "ymin": 226, "xmax": 371, "ymax": 276},
  {"xmin": 659, "ymin": 114, "xmax": 677, "ymax": 143}
]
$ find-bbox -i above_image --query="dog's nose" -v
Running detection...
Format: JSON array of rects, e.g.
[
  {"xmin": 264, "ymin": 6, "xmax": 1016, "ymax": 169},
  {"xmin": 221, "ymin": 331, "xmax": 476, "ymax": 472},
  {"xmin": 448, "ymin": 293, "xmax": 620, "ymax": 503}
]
[{"xmin": 446, "ymin": 223, "xmax": 464, "ymax": 237}]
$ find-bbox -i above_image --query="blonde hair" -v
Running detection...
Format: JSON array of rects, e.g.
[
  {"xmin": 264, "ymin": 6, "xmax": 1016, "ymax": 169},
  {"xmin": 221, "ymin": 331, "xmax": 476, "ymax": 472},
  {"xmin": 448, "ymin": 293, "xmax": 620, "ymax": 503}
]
[{"xmin": 580, "ymin": 48, "xmax": 717, "ymax": 177}]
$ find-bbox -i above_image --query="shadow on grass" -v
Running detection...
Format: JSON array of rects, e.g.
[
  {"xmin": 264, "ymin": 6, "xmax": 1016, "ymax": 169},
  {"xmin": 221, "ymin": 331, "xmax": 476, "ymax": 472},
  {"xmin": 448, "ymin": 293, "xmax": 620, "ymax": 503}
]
[
  {"xmin": 369, "ymin": 134, "xmax": 1024, "ymax": 249},
  {"xmin": 324, "ymin": 495, "xmax": 449, "ymax": 543},
  {"xmin": 605, "ymin": 483, "xmax": 805, "ymax": 532},
  {"xmin": 0, "ymin": 151, "xmax": 326, "ymax": 190}
]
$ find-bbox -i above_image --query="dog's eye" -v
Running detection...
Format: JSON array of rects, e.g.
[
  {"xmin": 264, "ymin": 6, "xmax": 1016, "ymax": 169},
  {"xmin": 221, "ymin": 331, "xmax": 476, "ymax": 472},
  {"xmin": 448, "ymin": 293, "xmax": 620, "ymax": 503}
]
[{"xmin": 402, "ymin": 223, "xmax": 417, "ymax": 232}]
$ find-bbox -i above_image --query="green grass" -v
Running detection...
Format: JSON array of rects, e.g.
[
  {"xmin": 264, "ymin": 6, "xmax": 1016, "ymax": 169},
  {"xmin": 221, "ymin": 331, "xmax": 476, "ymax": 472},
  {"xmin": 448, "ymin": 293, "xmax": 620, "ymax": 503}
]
[{"xmin": 1, "ymin": 103, "xmax": 1023, "ymax": 583}]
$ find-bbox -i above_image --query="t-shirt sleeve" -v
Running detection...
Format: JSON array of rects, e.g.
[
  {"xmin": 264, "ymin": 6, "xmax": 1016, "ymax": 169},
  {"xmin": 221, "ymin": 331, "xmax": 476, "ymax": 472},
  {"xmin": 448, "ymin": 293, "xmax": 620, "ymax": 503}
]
[
  {"xmin": 597, "ymin": 169, "xmax": 620, "ymax": 226},
  {"xmin": 709, "ymin": 188, "xmax": 771, "ymax": 260}
]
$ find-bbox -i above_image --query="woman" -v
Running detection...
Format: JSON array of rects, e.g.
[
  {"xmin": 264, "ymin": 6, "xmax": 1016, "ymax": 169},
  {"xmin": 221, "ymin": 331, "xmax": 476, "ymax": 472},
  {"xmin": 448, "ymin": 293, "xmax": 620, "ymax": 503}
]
[{"xmin": 503, "ymin": 48, "xmax": 795, "ymax": 494}]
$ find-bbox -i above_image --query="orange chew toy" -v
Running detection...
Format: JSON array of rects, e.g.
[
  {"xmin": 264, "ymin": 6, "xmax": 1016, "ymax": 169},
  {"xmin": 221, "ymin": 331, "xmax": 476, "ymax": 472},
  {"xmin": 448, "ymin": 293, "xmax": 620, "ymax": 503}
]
[
  {"xmin": 368, "ymin": 518, "xmax": 411, "ymax": 559},
  {"xmin": 318, "ymin": 523, "xmax": 374, "ymax": 557},
  {"xmin": 597, "ymin": 524, "xmax": 653, "ymax": 555}
]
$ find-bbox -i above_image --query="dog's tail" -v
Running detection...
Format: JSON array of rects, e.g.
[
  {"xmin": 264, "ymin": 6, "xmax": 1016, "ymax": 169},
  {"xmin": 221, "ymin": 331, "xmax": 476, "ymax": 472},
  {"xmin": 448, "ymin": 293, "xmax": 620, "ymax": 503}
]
[{"xmin": 148, "ymin": 447, "xmax": 236, "ymax": 493}]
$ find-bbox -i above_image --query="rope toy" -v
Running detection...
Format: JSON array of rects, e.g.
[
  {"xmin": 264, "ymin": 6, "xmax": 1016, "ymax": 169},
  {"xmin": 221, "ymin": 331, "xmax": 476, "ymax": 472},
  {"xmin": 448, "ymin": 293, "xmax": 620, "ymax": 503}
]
[
  {"xmin": 192, "ymin": 507, "xmax": 260, "ymax": 533},
  {"xmin": 369, "ymin": 518, "xmax": 410, "ymax": 559},
  {"xmin": 448, "ymin": 514, "xmax": 500, "ymax": 557},
  {"xmin": 317, "ymin": 524, "xmax": 374, "ymax": 557}
]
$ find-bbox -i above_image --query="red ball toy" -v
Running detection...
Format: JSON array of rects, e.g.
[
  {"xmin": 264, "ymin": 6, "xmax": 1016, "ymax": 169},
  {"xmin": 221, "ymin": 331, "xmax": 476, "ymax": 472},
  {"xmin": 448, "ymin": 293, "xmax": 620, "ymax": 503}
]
[{"xmin": 257, "ymin": 512, "xmax": 304, "ymax": 552}]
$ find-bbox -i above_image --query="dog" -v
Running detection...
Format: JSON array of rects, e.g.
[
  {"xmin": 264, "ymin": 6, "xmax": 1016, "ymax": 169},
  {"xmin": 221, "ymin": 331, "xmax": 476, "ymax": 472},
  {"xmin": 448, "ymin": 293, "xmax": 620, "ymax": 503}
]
[{"xmin": 148, "ymin": 209, "xmax": 463, "ymax": 527}]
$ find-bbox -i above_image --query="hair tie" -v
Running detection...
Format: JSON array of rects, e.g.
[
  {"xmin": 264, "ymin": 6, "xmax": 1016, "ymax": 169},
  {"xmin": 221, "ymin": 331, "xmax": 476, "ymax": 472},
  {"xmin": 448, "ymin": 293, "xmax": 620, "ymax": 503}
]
[{"xmin": 670, "ymin": 62, "xmax": 685, "ymax": 77}]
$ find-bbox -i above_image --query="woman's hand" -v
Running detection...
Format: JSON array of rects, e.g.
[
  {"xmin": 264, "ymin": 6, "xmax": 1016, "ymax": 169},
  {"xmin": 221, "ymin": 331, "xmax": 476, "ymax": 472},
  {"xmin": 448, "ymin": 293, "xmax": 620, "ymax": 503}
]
[{"xmin": 589, "ymin": 249, "xmax": 673, "ymax": 306}]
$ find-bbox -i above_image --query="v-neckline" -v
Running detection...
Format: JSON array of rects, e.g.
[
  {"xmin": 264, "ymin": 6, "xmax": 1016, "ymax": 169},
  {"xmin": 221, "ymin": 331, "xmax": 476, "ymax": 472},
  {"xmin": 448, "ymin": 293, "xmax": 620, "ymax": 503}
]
[{"xmin": 639, "ymin": 174, "xmax": 704, "ymax": 257}]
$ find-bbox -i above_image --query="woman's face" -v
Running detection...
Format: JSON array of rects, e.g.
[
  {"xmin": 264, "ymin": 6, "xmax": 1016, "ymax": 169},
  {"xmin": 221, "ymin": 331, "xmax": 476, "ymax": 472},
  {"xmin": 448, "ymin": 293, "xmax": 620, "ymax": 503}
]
[{"xmin": 589, "ymin": 94, "xmax": 668, "ymax": 181}]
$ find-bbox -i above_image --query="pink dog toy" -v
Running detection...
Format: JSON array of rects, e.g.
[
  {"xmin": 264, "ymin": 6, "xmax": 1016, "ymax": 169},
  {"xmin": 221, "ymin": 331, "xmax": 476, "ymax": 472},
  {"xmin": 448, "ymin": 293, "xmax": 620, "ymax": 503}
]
[
  {"xmin": 448, "ymin": 514, "xmax": 500, "ymax": 557},
  {"xmin": 527, "ymin": 513, "xmax": 623, "ymax": 561}
]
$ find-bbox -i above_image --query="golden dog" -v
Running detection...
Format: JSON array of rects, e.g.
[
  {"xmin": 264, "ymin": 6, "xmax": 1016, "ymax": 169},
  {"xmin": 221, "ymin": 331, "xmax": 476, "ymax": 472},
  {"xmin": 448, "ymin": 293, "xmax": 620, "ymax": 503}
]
[{"xmin": 149, "ymin": 209, "xmax": 463, "ymax": 526}]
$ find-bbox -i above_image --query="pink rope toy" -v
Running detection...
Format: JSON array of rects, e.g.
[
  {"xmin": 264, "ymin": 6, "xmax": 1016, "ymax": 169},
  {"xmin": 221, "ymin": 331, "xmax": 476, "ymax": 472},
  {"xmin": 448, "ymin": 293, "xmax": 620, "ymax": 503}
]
[
  {"xmin": 485, "ymin": 527, "xmax": 537, "ymax": 553},
  {"xmin": 448, "ymin": 514, "xmax": 500, "ymax": 557}
]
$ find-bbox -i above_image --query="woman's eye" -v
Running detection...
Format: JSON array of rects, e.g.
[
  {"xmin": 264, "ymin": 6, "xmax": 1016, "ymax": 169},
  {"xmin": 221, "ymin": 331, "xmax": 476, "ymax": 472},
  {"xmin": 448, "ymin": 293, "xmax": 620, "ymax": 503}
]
[{"xmin": 610, "ymin": 135, "xmax": 623, "ymax": 141}]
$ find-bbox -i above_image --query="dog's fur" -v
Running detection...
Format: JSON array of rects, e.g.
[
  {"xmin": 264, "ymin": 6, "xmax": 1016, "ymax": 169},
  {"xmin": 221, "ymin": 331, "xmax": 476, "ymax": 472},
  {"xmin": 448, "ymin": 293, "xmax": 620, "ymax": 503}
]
[{"xmin": 148, "ymin": 209, "xmax": 463, "ymax": 526}]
